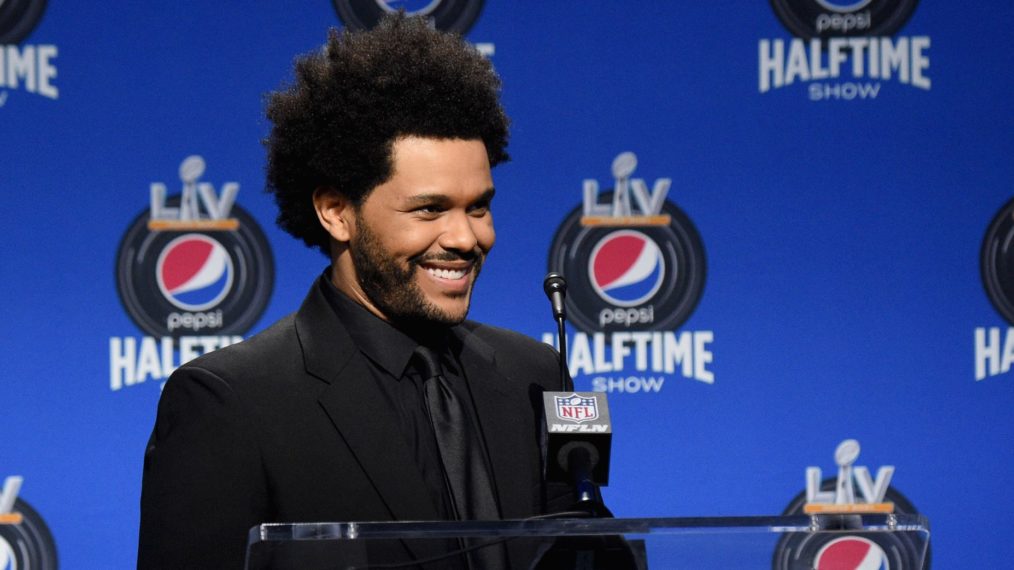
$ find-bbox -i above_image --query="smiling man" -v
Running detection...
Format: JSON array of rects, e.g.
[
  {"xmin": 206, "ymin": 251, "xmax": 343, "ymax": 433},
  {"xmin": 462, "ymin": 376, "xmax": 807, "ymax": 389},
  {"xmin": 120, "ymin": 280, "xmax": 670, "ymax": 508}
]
[
  {"xmin": 316, "ymin": 136, "xmax": 496, "ymax": 326},
  {"xmin": 138, "ymin": 14, "xmax": 571, "ymax": 570}
]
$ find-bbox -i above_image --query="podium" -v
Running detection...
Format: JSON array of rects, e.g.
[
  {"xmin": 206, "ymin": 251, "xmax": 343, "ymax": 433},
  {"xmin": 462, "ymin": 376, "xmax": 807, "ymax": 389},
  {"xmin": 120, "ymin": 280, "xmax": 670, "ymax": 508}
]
[{"xmin": 246, "ymin": 513, "xmax": 930, "ymax": 569}]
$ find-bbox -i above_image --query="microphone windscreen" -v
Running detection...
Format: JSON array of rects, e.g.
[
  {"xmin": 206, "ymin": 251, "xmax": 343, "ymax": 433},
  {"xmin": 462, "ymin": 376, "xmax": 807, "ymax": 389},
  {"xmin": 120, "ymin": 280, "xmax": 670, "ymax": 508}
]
[
  {"xmin": 543, "ymin": 272, "xmax": 567, "ymax": 296},
  {"xmin": 542, "ymin": 391, "xmax": 612, "ymax": 485}
]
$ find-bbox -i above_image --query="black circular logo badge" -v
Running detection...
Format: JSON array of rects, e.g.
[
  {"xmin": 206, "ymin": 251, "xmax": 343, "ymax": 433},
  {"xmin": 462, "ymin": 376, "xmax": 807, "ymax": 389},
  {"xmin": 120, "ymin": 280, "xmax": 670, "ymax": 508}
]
[
  {"xmin": 981, "ymin": 197, "xmax": 1014, "ymax": 325},
  {"xmin": 332, "ymin": 0, "xmax": 484, "ymax": 34},
  {"xmin": 547, "ymin": 193, "xmax": 706, "ymax": 334},
  {"xmin": 0, "ymin": 0, "xmax": 47, "ymax": 44},
  {"xmin": 115, "ymin": 196, "xmax": 274, "ymax": 339},
  {"xmin": 0, "ymin": 498, "xmax": 58, "ymax": 570},
  {"xmin": 772, "ymin": 480, "xmax": 929, "ymax": 569},
  {"xmin": 769, "ymin": 0, "xmax": 919, "ymax": 39}
]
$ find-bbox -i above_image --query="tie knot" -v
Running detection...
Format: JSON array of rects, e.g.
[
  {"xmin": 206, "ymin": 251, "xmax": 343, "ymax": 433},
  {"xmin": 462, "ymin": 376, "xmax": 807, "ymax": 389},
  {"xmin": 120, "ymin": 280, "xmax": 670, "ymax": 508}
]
[{"xmin": 412, "ymin": 345, "xmax": 443, "ymax": 380}]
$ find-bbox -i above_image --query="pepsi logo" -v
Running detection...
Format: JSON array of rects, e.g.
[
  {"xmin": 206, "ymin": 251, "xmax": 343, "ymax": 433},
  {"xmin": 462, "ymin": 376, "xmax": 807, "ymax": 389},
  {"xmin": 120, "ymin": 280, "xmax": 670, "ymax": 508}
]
[
  {"xmin": 773, "ymin": 479, "xmax": 929, "ymax": 569},
  {"xmin": 588, "ymin": 230, "xmax": 666, "ymax": 307},
  {"xmin": 769, "ymin": 0, "xmax": 919, "ymax": 40},
  {"xmin": 156, "ymin": 234, "xmax": 234, "ymax": 312},
  {"xmin": 815, "ymin": 537, "xmax": 889, "ymax": 570},
  {"xmin": 548, "ymin": 192, "xmax": 705, "ymax": 334},
  {"xmin": 117, "ymin": 192, "xmax": 273, "ymax": 339}
]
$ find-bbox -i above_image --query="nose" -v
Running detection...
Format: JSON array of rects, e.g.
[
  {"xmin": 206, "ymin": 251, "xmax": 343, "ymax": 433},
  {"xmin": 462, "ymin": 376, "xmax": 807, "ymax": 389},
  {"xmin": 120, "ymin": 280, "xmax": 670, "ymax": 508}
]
[{"xmin": 438, "ymin": 210, "xmax": 486, "ymax": 254}]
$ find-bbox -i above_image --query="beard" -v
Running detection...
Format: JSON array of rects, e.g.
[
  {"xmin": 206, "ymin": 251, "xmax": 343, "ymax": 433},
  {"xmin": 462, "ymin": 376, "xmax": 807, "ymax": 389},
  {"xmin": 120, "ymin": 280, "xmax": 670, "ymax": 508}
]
[{"xmin": 348, "ymin": 213, "xmax": 483, "ymax": 327}]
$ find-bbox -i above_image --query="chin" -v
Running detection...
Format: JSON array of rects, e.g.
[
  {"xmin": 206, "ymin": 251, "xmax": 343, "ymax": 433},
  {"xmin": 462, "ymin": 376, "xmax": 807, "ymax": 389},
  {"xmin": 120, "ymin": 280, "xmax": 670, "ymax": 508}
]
[
  {"xmin": 425, "ymin": 297, "xmax": 471, "ymax": 325},
  {"xmin": 385, "ymin": 297, "xmax": 470, "ymax": 327}
]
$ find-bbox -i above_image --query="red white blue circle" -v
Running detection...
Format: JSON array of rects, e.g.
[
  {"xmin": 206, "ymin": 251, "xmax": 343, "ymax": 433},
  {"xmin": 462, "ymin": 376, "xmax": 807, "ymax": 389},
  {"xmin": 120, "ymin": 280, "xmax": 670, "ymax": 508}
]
[
  {"xmin": 814, "ymin": 537, "xmax": 889, "ymax": 570},
  {"xmin": 155, "ymin": 234, "xmax": 234, "ymax": 312},
  {"xmin": 588, "ymin": 230, "xmax": 667, "ymax": 307},
  {"xmin": 0, "ymin": 537, "xmax": 15, "ymax": 570}
]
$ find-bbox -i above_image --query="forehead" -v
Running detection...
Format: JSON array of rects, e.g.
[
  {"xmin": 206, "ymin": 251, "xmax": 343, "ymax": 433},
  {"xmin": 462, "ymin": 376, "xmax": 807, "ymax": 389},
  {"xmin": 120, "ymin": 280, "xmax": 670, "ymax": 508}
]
[{"xmin": 378, "ymin": 136, "xmax": 492, "ymax": 196}]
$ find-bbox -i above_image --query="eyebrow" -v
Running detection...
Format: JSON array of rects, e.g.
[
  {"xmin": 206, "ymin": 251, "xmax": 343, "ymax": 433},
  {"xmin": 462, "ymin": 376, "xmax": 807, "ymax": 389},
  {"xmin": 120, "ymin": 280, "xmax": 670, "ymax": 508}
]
[{"xmin": 404, "ymin": 187, "xmax": 496, "ymax": 207}]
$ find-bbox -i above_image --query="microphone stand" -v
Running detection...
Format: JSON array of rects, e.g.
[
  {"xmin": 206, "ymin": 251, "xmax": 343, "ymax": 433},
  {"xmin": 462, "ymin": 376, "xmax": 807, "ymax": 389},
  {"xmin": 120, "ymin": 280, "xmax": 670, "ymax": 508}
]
[
  {"xmin": 542, "ymin": 273, "xmax": 610, "ymax": 516},
  {"xmin": 566, "ymin": 446, "xmax": 610, "ymax": 516},
  {"xmin": 555, "ymin": 305, "xmax": 568, "ymax": 392},
  {"xmin": 535, "ymin": 274, "xmax": 637, "ymax": 569}
]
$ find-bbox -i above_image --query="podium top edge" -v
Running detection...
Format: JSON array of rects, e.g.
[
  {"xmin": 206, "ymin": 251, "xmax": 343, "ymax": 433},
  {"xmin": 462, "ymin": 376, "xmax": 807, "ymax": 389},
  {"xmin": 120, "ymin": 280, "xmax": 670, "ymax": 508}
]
[{"xmin": 248, "ymin": 514, "xmax": 930, "ymax": 543}]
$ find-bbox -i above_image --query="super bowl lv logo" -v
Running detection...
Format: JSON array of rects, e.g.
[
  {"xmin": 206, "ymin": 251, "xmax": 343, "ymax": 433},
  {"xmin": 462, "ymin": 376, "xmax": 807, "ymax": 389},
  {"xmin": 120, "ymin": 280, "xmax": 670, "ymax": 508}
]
[
  {"xmin": 110, "ymin": 156, "xmax": 274, "ymax": 391},
  {"xmin": 0, "ymin": 476, "xmax": 58, "ymax": 570},
  {"xmin": 545, "ymin": 152, "xmax": 712, "ymax": 394},
  {"xmin": 774, "ymin": 440, "xmax": 929, "ymax": 569},
  {"xmin": 0, "ymin": 0, "xmax": 58, "ymax": 107}
]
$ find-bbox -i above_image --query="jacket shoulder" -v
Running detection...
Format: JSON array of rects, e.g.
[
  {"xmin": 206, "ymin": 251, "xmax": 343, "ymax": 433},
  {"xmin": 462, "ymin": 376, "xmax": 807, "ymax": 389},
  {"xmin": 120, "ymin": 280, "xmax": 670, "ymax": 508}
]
[
  {"xmin": 459, "ymin": 321, "xmax": 569, "ymax": 391},
  {"xmin": 460, "ymin": 320, "xmax": 550, "ymax": 353},
  {"xmin": 178, "ymin": 313, "xmax": 300, "ymax": 380}
]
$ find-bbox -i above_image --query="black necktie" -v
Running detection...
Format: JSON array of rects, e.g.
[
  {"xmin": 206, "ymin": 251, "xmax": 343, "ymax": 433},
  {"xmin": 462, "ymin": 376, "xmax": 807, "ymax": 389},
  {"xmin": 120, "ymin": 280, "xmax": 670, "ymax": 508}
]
[{"xmin": 413, "ymin": 346, "xmax": 508, "ymax": 569}]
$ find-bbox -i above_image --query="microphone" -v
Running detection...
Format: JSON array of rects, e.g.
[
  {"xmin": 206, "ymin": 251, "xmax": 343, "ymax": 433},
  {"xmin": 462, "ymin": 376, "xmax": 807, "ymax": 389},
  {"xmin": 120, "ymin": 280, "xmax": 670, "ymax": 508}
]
[
  {"xmin": 543, "ymin": 273, "xmax": 569, "ymax": 391},
  {"xmin": 537, "ymin": 393, "xmax": 629, "ymax": 566},
  {"xmin": 540, "ymin": 273, "xmax": 612, "ymax": 515},
  {"xmin": 543, "ymin": 272, "xmax": 567, "ymax": 321},
  {"xmin": 542, "ymin": 392, "xmax": 613, "ymax": 507}
]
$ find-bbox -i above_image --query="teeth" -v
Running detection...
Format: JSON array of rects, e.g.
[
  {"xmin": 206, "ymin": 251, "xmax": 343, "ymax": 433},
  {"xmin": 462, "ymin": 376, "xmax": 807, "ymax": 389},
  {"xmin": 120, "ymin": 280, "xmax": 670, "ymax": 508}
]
[{"xmin": 425, "ymin": 267, "xmax": 467, "ymax": 280}]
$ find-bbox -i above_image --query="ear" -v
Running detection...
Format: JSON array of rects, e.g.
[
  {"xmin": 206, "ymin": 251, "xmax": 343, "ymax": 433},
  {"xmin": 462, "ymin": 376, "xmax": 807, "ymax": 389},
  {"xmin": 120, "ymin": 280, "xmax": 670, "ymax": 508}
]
[{"xmin": 312, "ymin": 186, "xmax": 355, "ymax": 243}]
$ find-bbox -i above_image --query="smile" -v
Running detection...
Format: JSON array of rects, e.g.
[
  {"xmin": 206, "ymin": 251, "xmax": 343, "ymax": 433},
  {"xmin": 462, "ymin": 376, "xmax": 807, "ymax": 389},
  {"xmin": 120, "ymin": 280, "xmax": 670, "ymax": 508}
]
[{"xmin": 421, "ymin": 264, "xmax": 471, "ymax": 281}]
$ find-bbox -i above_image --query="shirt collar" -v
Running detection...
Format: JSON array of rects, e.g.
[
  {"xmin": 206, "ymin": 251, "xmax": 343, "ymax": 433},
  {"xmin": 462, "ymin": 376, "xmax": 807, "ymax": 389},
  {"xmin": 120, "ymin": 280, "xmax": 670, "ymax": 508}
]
[{"xmin": 319, "ymin": 272, "xmax": 419, "ymax": 379}]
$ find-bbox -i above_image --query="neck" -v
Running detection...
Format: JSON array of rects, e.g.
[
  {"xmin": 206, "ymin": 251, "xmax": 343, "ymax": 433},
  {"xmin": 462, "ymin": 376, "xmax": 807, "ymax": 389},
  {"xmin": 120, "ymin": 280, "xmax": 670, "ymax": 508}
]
[
  {"xmin": 329, "ymin": 258, "xmax": 388, "ymax": 322},
  {"xmin": 327, "ymin": 264, "xmax": 453, "ymax": 344}
]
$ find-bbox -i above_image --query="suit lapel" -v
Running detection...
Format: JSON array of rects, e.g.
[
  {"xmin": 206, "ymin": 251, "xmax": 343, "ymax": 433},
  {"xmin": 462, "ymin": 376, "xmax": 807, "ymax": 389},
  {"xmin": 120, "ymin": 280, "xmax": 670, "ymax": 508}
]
[
  {"xmin": 453, "ymin": 326, "xmax": 536, "ymax": 520},
  {"xmin": 295, "ymin": 281, "xmax": 439, "ymax": 523}
]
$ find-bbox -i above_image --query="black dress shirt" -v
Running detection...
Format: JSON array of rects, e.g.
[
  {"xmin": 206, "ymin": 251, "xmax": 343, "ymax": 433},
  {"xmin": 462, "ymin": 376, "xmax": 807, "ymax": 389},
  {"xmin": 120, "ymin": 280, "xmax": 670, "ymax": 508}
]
[{"xmin": 319, "ymin": 275, "xmax": 499, "ymax": 522}]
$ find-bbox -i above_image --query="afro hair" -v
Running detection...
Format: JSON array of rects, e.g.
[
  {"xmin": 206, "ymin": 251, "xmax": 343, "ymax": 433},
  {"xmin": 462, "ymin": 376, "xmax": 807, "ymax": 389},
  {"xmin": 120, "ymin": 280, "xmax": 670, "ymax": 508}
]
[{"xmin": 264, "ymin": 14, "xmax": 510, "ymax": 255}]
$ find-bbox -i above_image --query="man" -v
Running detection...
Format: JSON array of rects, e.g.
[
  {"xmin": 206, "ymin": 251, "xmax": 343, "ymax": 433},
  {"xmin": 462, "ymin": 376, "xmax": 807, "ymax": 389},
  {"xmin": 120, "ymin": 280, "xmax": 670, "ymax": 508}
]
[{"xmin": 138, "ymin": 14, "xmax": 571, "ymax": 569}]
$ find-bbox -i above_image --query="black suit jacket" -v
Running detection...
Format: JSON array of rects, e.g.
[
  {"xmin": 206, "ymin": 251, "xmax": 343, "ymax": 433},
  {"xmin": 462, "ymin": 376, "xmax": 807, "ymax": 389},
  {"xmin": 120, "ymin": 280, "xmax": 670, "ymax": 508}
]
[{"xmin": 138, "ymin": 278, "xmax": 572, "ymax": 569}]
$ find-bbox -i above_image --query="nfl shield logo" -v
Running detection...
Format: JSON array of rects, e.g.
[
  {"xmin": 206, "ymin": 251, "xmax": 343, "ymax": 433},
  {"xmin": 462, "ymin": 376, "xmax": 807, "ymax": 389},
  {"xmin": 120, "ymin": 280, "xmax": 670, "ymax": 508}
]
[{"xmin": 555, "ymin": 394, "xmax": 599, "ymax": 423}]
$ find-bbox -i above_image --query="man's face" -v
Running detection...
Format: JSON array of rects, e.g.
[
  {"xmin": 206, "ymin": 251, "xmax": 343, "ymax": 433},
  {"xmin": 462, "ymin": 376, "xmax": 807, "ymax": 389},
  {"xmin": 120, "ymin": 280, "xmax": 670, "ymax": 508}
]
[{"xmin": 339, "ymin": 136, "xmax": 496, "ymax": 326}]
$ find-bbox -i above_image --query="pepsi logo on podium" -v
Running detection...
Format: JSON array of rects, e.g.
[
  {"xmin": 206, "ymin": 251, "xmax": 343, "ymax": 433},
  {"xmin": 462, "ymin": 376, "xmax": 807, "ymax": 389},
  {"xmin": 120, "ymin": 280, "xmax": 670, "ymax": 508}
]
[
  {"xmin": 772, "ymin": 439, "xmax": 929, "ymax": 569},
  {"xmin": 812, "ymin": 536, "xmax": 891, "ymax": 570}
]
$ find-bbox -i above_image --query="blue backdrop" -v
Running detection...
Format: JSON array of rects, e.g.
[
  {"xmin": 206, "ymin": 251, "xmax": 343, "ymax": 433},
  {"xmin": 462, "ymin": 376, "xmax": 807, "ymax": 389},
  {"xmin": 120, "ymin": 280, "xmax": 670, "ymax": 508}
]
[{"xmin": 2, "ymin": 1, "xmax": 1012, "ymax": 567}]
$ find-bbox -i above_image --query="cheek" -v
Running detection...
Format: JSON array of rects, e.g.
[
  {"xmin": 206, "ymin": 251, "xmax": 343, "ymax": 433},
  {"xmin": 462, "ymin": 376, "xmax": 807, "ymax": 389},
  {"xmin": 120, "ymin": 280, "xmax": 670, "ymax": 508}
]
[
  {"xmin": 476, "ymin": 218, "xmax": 495, "ymax": 252},
  {"xmin": 387, "ymin": 225, "xmax": 434, "ymax": 255}
]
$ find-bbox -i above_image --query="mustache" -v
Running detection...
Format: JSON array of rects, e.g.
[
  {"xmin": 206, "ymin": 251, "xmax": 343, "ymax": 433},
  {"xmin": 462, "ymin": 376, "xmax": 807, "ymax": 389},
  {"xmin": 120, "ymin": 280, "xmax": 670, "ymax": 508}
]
[{"xmin": 409, "ymin": 250, "xmax": 483, "ymax": 265}]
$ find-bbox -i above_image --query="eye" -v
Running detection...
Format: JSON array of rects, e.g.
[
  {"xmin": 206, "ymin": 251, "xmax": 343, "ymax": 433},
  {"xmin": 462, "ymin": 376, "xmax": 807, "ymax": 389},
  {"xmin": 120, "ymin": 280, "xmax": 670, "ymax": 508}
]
[
  {"xmin": 414, "ymin": 204, "xmax": 445, "ymax": 217},
  {"xmin": 468, "ymin": 198, "xmax": 493, "ymax": 216}
]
